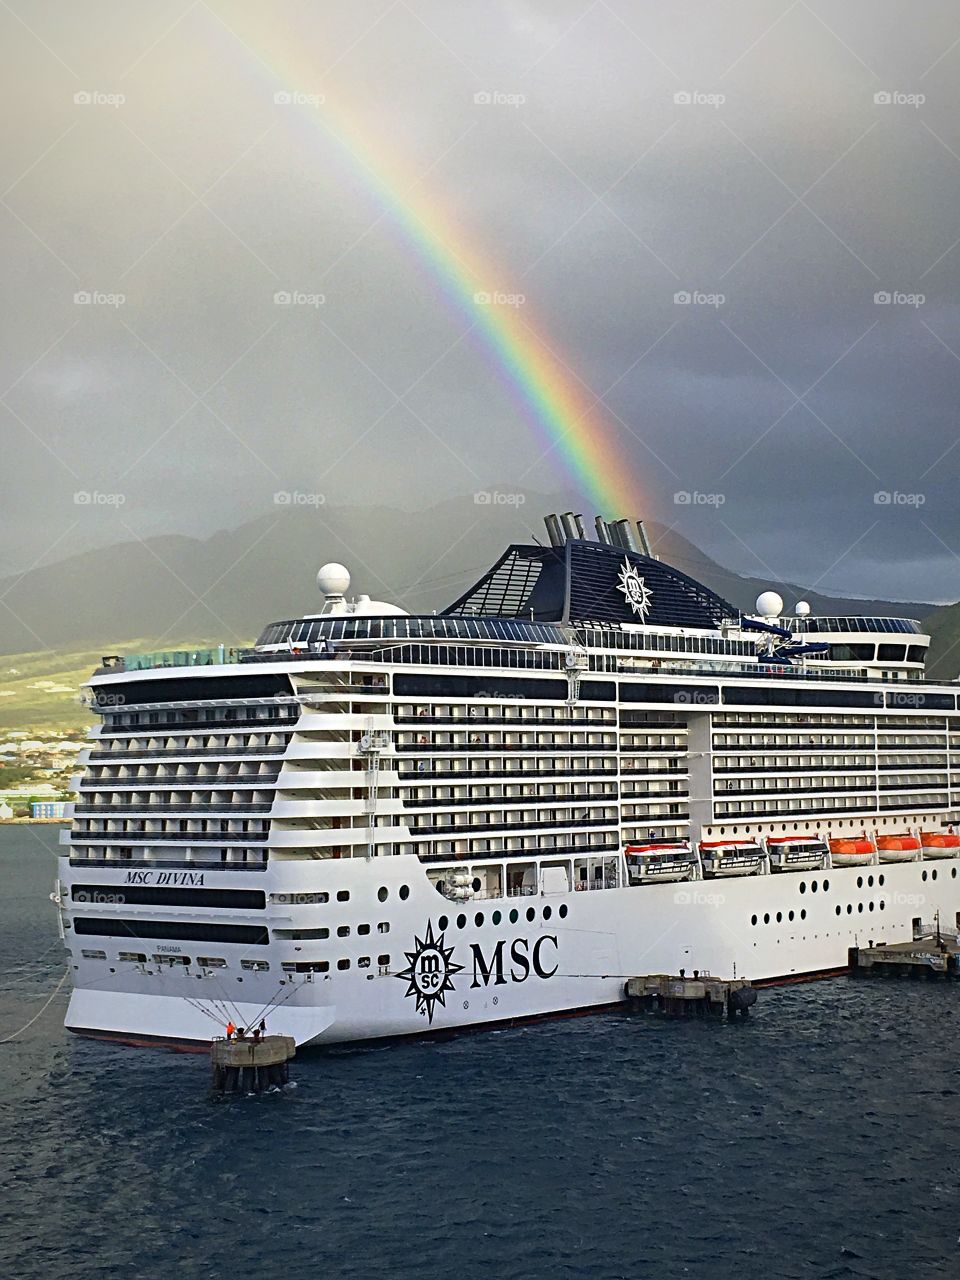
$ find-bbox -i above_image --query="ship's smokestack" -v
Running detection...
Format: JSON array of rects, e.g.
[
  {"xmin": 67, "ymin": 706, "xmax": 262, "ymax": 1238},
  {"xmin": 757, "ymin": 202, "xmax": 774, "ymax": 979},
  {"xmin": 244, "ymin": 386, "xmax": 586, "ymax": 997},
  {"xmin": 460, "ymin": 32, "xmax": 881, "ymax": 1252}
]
[
  {"xmin": 613, "ymin": 519, "xmax": 639, "ymax": 553},
  {"xmin": 636, "ymin": 519, "xmax": 652, "ymax": 558},
  {"xmin": 594, "ymin": 516, "xmax": 613, "ymax": 544},
  {"xmin": 560, "ymin": 512, "xmax": 581, "ymax": 542},
  {"xmin": 544, "ymin": 514, "xmax": 565, "ymax": 547}
]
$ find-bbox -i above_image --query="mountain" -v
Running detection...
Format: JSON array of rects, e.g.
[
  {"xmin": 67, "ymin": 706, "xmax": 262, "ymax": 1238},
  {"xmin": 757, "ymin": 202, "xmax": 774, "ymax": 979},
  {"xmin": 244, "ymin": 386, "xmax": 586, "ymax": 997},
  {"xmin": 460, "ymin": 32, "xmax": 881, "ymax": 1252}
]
[{"xmin": 0, "ymin": 495, "xmax": 939, "ymax": 661}]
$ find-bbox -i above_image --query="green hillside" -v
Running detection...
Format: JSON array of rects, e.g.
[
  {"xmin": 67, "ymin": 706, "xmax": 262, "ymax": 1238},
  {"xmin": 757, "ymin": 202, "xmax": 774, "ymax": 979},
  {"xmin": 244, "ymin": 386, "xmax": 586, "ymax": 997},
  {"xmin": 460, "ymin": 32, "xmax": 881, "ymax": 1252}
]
[{"xmin": 0, "ymin": 641, "xmax": 223, "ymax": 735}]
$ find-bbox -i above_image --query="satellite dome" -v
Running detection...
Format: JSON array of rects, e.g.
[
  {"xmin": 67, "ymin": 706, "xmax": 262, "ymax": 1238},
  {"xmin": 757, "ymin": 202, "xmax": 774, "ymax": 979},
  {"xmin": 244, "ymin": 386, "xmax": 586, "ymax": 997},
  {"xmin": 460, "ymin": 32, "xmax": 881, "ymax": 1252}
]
[
  {"xmin": 317, "ymin": 562, "xmax": 350, "ymax": 597},
  {"xmin": 795, "ymin": 600, "xmax": 811, "ymax": 617},
  {"xmin": 755, "ymin": 590, "xmax": 784, "ymax": 619}
]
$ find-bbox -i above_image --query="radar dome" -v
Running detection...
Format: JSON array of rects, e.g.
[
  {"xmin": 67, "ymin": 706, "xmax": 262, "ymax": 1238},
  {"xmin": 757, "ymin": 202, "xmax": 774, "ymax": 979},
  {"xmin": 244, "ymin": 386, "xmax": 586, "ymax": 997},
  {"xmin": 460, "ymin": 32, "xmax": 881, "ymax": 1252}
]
[
  {"xmin": 317, "ymin": 562, "xmax": 350, "ymax": 597},
  {"xmin": 755, "ymin": 590, "xmax": 784, "ymax": 619},
  {"xmin": 795, "ymin": 600, "xmax": 811, "ymax": 617}
]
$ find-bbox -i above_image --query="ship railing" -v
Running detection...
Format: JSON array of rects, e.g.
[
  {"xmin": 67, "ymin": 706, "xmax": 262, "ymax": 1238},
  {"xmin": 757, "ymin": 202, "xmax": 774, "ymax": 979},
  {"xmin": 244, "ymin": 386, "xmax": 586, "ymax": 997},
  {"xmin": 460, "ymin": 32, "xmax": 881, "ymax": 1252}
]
[{"xmin": 67, "ymin": 856, "xmax": 269, "ymax": 871}]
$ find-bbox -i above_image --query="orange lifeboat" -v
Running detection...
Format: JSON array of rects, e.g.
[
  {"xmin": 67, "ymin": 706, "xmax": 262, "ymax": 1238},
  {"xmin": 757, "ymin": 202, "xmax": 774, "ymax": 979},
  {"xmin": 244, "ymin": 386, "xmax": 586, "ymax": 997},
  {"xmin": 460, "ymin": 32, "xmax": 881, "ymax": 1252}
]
[
  {"xmin": 920, "ymin": 831, "xmax": 960, "ymax": 860},
  {"xmin": 828, "ymin": 837, "xmax": 874, "ymax": 867},
  {"xmin": 875, "ymin": 834, "xmax": 921, "ymax": 864}
]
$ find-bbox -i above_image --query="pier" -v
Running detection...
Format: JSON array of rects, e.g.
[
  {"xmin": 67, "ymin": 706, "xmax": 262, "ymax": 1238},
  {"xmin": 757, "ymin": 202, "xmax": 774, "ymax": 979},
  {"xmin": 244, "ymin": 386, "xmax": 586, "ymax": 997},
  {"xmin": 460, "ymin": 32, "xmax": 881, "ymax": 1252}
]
[
  {"xmin": 848, "ymin": 933, "xmax": 960, "ymax": 980},
  {"xmin": 211, "ymin": 1035, "xmax": 296, "ymax": 1094},
  {"xmin": 624, "ymin": 973, "xmax": 757, "ymax": 1019}
]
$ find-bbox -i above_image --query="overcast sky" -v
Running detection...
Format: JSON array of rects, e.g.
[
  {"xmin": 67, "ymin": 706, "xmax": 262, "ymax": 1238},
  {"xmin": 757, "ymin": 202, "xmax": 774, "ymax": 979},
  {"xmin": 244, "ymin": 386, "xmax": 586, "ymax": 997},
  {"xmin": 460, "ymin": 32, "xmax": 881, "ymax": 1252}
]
[{"xmin": 2, "ymin": 0, "xmax": 960, "ymax": 602}]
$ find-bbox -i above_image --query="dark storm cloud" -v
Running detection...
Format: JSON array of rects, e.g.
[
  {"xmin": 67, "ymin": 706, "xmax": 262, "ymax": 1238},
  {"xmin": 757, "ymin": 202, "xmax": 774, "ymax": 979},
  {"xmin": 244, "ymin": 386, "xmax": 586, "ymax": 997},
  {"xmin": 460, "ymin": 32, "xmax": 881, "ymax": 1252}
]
[{"xmin": 1, "ymin": 0, "xmax": 959, "ymax": 600}]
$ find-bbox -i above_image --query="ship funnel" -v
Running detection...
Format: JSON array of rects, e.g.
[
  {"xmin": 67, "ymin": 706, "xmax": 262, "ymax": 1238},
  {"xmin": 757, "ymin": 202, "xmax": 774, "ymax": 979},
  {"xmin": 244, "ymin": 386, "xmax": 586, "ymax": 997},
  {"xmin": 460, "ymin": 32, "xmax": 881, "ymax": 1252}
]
[
  {"xmin": 636, "ymin": 519, "xmax": 652, "ymax": 558},
  {"xmin": 594, "ymin": 516, "xmax": 613, "ymax": 544},
  {"xmin": 560, "ymin": 511, "xmax": 581, "ymax": 542},
  {"xmin": 544, "ymin": 514, "xmax": 565, "ymax": 547},
  {"xmin": 612, "ymin": 519, "xmax": 639, "ymax": 553}
]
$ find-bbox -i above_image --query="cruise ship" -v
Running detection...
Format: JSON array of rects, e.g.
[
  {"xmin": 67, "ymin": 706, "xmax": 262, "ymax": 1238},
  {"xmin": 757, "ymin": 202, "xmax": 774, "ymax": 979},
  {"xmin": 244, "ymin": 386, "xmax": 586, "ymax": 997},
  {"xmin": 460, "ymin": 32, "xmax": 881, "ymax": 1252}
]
[{"xmin": 55, "ymin": 514, "xmax": 960, "ymax": 1048}]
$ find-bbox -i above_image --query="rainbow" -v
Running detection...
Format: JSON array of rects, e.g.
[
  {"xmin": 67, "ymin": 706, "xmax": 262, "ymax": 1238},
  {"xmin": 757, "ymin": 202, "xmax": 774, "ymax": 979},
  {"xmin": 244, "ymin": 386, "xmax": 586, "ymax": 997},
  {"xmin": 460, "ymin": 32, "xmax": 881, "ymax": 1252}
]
[{"xmin": 203, "ymin": 12, "xmax": 646, "ymax": 516}]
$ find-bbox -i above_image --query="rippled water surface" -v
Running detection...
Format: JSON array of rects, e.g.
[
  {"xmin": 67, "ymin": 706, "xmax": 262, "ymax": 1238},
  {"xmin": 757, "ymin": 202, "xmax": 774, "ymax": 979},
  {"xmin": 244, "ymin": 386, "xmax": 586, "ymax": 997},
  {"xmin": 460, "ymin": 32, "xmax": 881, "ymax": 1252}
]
[{"xmin": 2, "ymin": 827, "xmax": 958, "ymax": 1279}]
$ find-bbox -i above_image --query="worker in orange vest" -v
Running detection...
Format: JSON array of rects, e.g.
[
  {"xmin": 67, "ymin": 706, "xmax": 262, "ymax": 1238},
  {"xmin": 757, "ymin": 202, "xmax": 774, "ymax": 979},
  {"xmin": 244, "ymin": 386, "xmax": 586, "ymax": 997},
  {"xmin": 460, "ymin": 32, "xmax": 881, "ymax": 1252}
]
[{"xmin": 226, "ymin": 1021, "xmax": 236, "ymax": 1039}]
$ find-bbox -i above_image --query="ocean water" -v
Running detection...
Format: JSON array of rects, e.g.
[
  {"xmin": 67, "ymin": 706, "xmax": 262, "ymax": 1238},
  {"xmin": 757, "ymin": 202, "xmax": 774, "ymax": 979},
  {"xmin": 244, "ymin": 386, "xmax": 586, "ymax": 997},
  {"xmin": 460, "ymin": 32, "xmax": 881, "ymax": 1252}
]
[{"xmin": 1, "ymin": 825, "xmax": 958, "ymax": 1280}]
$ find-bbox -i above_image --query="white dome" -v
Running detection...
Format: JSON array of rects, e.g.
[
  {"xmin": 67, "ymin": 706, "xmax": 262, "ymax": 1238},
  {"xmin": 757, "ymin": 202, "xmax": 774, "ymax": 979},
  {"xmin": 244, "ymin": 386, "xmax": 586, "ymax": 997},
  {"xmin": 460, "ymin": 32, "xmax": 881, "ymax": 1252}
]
[
  {"xmin": 795, "ymin": 600, "xmax": 811, "ymax": 617},
  {"xmin": 755, "ymin": 590, "xmax": 784, "ymax": 619},
  {"xmin": 317, "ymin": 562, "xmax": 350, "ymax": 597}
]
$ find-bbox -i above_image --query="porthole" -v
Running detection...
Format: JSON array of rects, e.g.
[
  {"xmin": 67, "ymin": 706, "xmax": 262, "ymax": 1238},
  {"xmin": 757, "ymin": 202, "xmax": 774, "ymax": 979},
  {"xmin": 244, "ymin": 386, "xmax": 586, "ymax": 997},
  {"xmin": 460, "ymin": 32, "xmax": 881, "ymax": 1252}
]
[
  {"xmin": 472, "ymin": 878, "xmax": 482, "ymax": 892},
  {"xmin": 823, "ymin": 879, "xmax": 830, "ymax": 892},
  {"xmin": 857, "ymin": 903, "xmax": 864, "ymax": 913},
  {"xmin": 866, "ymin": 875, "xmax": 873, "ymax": 888},
  {"xmin": 868, "ymin": 901, "xmax": 874, "ymax": 912},
  {"xmin": 879, "ymin": 900, "xmax": 886, "ymax": 910},
  {"xmin": 953, "ymin": 869, "xmax": 957, "ymax": 880},
  {"xmin": 922, "ymin": 870, "xmax": 928, "ymax": 882},
  {"xmin": 543, "ymin": 905, "xmax": 552, "ymax": 921},
  {"xmin": 337, "ymin": 925, "xmax": 350, "ymax": 938},
  {"xmin": 526, "ymin": 906, "xmax": 536, "ymax": 923},
  {"xmin": 378, "ymin": 887, "xmax": 388, "ymax": 902},
  {"xmin": 337, "ymin": 958, "xmax": 350, "ymax": 970},
  {"xmin": 475, "ymin": 912, "xmax": 484, "ymax": 927},
  {"xmin": 457, "ymin": 913, "xmax": 466, "ymax": 929},
  {"xmin": 846, "ymin": 904, "xmax": 853, "ymax": 914},
  {"xmin": 763, "ymin": 913, "xmax": 770, "ymax": 924},
  {"xmin": 439, "ymin": 915, "xmax": 449, "ymax": 931},
  {"xmin": 776, "ymin": 911, "xmax": 782, "ymax": 924},
  {"xmin": 856, "ymin": 877, "xmax": 863, "ymax": 889},
  {"xmin": 559, "ymin": 904, "xmax": 568, "ymax": 918},
  {"xmin": 878, "ymin": 874, "xmax": 885, "ymax": 886},
  {"xmin": 932, "ymin": 869, "xmax": 938, "ymax": 881},
  {"xmin": 509, "ymin": 909, "xmax": 519, "ymax": 924},
  {"xmin": 399, "ymin": 885, "xmax": 410, "ymax": 901},
  {"xmin": 800, "ymin": 909, "xmax": 806, "ymax": 920},
  {"xmin": 799, "ymin": 882, "xmax": 806, "ymax": 895},
  {"xmin": 835, "ymin": 905, "xmax": 842, "ymax": 916},
  {"xmin": 492, "ymin": 910, "xmax": 502, "ymax": 925},
  {"xmin": 811, "ymin": 881, "xmax": 818, "ymax": 893},
  {"xmin": 751, "ymin": 914, "xmax": 758, "ymax": 926}
]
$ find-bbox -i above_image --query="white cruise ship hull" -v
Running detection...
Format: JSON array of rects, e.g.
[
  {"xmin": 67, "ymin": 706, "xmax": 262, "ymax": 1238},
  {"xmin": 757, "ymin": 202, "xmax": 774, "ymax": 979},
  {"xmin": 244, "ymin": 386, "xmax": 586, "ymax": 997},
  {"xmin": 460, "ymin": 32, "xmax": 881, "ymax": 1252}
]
[{"xmin": 59, "ymin": 852, "xmax": 960, "ymax": 1047}]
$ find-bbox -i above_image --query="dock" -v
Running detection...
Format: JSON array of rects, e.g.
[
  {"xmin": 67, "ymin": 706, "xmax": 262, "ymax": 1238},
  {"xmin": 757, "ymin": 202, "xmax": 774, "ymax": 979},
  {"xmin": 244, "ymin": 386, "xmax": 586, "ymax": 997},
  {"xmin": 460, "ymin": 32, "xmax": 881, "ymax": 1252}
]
[
  {"xmin": 211, "ymin": 1034, "xmax": 296, "ymax": 1094},
  {"xmin": 624, "ymin": 974, "xmax": 757, "ymax": 1019},
  {"xmin": 848, "ymin": 933, "xmax": 960, "ymax": 980}
]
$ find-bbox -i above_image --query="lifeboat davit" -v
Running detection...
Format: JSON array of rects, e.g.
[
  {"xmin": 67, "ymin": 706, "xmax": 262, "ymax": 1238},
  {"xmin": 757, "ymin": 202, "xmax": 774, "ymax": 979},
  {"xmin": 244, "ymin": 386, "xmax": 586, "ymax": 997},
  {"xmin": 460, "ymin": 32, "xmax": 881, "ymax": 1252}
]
[
  {"xmin": 875, "ymin": 834, "xmax": 921, "ymax": 864},
  {"xmin": 765, "ymin": 835, "xmax": 829, "ymax": 872},
  {"xmin": 699, "ymin": 839, "xmax": 765, "ymax": 878},
  {"xmin": 828, "ymin": 837, "xmax": 874, "ymax": 867},
  {"xmin": 625, "ymin": 841, "xmax": 696, "ymax": 883},
  {"xmin": 920, "ymin": 831, "xmax": 960, "ymax": 860}
]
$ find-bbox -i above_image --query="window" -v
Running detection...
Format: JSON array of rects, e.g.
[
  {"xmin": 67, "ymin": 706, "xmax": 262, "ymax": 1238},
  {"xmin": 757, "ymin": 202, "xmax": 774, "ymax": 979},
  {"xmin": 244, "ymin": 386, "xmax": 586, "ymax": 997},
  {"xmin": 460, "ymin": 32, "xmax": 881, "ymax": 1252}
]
[
  {"xmin": 377, "ymin": 954, "xmax": 390, "ymax": 967},
  {"xmin": 378, "ymin": 887, "xmax": 388, "ymax": 902},
  {"xmin": 119, "ymin": 951, "xmax": 147, "ymax": 963},
  {"xmin": 399, "ymin": 885, "xmax": 410, "ymax": 901},
  {"xmin": 81, "ymin": 949, "xmax": 107, "ymax": 960},
  {"xmin": 196, "ymin": 956, "xmax": 226, "ymax": 968},
  {"xmin": 357, "ymin": 923, "xmax": 370, "ymax": 936},
  {"xmin": 337, "ymin": 891, "xmax": 350, "ymax": 902},
  {"xmin": 241, "ymin": 959, "xmax": 269, "ymax": 972},
  {"xmin": 337, "ymin": 958, "xmax": 350, "ymax": 970},
  {"xmin": 377, "ymin": 922, "xmax": 390, "ymax": 934},
  {"xmin": 337, "ymin": 926, "xmax": 350, "ymax": 938}
]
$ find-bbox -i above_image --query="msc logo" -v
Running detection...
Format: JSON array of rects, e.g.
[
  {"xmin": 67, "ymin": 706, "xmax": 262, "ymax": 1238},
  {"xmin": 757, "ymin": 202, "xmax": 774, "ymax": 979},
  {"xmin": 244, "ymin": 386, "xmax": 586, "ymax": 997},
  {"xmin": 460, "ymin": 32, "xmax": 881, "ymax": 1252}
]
[{"xmin": 395, "ymin": 921, "xmax": 463, "ymax": 1023}]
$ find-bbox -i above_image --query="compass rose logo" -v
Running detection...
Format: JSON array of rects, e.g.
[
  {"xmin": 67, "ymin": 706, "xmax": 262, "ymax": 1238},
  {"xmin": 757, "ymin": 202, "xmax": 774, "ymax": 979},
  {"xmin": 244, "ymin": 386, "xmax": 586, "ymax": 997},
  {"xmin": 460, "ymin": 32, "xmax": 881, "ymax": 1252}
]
[
  {"xmin": 617, "ymin": 558, "xmax": 652, "ymax": 618},
  {"xmin": 395, "ymin": 921, "xmax": 463, "ymax": 1024}
]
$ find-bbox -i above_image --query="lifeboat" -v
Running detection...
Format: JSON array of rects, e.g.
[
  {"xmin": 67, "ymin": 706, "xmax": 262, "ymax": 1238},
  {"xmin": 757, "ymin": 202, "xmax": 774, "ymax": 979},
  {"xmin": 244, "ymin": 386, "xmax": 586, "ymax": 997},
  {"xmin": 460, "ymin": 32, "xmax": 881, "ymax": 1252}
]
[
  {"xmin": 699, "ymin": 839, "xmax": 765, "ymax": 878},
  {"xmin": 875, "ymin": 834, "xmax": 921, "ymax": 864},
  {"xmin": 625, "ymin": 841, "xmax": 696, "ymax": 884},
  {"xmin": 828, "ymin": 837, "xmax": 874, "ymax": 867},
  {"xmin": 920, "ymin": 831, "xmax": 960, "ymax": 860},
  {"xmin": 765, "ymin": 835, "xmax": 829, "ymax": 872}
]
